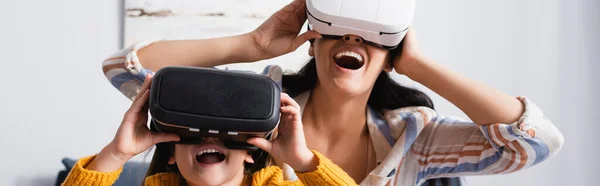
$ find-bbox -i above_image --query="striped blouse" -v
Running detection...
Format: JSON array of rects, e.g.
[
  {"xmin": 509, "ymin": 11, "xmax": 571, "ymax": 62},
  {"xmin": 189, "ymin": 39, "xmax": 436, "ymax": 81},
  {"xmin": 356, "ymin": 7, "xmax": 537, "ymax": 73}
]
[{"xmin": 102, "ymin": 40, "xmax": 564, "ymax": 186}]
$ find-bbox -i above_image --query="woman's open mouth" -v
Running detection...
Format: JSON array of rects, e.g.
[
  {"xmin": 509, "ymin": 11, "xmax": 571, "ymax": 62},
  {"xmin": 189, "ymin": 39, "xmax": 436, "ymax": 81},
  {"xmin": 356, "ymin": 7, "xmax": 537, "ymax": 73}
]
[
  {"xmin": 195, "ymin": 148, "xmax": 226, "ymax": 164},
  {"xmin": 334, "ymin": 51, "xmax": 364, "ymax": 70}
]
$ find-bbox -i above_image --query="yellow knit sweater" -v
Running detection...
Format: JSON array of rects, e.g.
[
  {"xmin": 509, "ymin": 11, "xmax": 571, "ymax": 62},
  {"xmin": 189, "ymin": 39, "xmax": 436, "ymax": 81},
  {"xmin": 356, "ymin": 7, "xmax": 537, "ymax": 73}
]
[{"xmin": 61, "ymin": 150, "xmax": 357, "ymax": 186}]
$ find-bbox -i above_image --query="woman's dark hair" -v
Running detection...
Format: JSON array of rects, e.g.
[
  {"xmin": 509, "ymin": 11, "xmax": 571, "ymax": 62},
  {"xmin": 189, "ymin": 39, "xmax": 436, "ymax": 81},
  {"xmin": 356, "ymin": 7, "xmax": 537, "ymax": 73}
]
[
  {"xmin": 282, "ymin": 41, "xmax": 460, "ymax": 186},
  {"xmin": 144, "ymin": 142, "xmax": 270, "ymax": 186}
]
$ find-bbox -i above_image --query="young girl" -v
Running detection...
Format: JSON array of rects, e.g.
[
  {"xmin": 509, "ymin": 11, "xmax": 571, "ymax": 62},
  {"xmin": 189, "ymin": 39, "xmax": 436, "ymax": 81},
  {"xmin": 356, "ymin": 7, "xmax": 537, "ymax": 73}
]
[
  {"xmin": 61, "ymin": 75, "xmax": 358, "ymax": 186},
  {"xmin": 96, "ymin": 0, "xmax": 564, "ymax": 185}
]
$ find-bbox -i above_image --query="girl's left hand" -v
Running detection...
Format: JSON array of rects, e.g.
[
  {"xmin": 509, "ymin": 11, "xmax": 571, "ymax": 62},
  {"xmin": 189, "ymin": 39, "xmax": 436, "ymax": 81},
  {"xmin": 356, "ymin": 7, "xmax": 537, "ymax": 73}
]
[
  {"xmin": 393, "ymin": 27, "xmax": 425, "ymax": 75},
  {"xmin": 247, "ymin": 93, "xmax": 317, "ymax": 172}
]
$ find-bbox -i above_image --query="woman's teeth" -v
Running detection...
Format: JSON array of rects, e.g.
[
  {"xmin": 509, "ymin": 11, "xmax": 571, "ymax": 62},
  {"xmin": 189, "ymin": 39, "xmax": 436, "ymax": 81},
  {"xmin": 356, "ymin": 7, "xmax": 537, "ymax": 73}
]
[
  {"xmin": 334, "ymin": 51, "xmax": 363, "ymax": 63},
  {"xmin": 334, "ymin": 51, "xmax": 364, "ymax": 70}
]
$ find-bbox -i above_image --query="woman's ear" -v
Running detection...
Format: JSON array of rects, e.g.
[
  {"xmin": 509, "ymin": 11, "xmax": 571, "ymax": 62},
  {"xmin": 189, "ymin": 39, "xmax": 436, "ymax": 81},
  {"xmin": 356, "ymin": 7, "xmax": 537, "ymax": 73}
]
[
  {"xmin": 383, "ymin": 62, "xmax": 393, "ymax": 72},
  {"xmin": 244, "ymin": 154, "xmax": 255, "ymax": 164},
  {"xmin": 308, "ymin": 43, "xmax": 315, "ymax": 57}
]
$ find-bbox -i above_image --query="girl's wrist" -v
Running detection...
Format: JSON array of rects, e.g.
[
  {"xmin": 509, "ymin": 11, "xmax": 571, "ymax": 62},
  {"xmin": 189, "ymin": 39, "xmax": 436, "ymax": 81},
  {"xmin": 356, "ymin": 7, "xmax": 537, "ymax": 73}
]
[
  {"xmin": 86, "ymin": 143, "xmax": 130, "ymax": 172},
  {"xmin": 104, "ymin": 142, "xmax": 133, "ymax": 165},
  {"xmin": 291, "ymin": 149, "xmax": 318, "ymax": 173}
]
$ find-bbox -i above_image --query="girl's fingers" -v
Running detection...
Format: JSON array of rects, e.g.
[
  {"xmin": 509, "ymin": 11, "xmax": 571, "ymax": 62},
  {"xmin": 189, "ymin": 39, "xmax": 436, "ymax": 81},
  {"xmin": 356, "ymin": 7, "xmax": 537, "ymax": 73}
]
[
  {"xmin": 280, "ymin": 93, "xmax": 301, "ymax": 109},
  {"xmin": 247, "ymin": 138, "xmax": 273, "ymax": 154},
  {"xmin": 280, "ymin": 105, "xmax": 299, "ymax": 115},
  {"xmin": 152, "ymin": 132, "xmax": 180, "ymax": 144},
  {"xmin": 129, "ymin": 89, "xmax": 150, "ymax": 114},
  {"xmin": 133, "ymin": 74, "xmax": 153, "ymax": 102}
]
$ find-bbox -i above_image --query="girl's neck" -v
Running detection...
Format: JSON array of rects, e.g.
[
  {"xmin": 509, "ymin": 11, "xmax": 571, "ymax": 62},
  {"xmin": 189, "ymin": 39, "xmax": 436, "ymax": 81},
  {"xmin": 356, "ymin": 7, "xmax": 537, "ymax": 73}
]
[
  {"xmin": 303, "ymin": 83, "xmax": 370, "ymax": 141},
  {"xmin": 185, "ymin": 170, "xmax": 246, "ymax": 186}
]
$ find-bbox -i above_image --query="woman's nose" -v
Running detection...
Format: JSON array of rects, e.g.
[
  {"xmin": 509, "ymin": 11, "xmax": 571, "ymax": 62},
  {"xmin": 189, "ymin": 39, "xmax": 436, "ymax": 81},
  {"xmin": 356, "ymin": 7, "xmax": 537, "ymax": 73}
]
[{"xmin": 341, "ymin": 34, "xmax": 364, "ymax": 44}]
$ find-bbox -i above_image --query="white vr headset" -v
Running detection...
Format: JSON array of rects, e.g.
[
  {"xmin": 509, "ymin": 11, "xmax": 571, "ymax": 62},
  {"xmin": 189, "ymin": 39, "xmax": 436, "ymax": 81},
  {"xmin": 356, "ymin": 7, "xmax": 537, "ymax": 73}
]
[{"xmin": 306, "ymin": 0, "xmax": 415, "ymax": 50}]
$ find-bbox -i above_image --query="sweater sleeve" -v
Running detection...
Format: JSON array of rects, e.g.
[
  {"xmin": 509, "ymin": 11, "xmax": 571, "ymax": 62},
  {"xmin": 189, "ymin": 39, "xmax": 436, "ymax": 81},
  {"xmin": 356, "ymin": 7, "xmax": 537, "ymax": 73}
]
[
  {"xmin": 102, "ymin": 40, "xmax": 159, "ymax": 101},
  {"xmin": 295, "ymin": 151, "xmax": 358, "ymax": 186},
  {"xmin": 61, "ymin": 155, "xmax": 123, "ymax": 186},
  {"xmin": 102, "ymin": 40, "xmax": 283, "ymax": 101},
  {"xmin": 143, "ymin": 172, "xmax": 181, "ymax": 186},
  {"xmin": 251, "ymin": 150, "xmax": 358, "ymax": 186},
  {"xmin": 398, "ymin": 97, "xmax": 564, "ymax": 185}
]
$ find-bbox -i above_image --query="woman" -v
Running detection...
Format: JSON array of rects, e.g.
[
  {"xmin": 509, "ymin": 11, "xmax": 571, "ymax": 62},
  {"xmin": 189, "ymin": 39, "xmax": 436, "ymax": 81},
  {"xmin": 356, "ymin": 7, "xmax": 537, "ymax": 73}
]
[{"xmin": 101, "ymin": 0, "xmax": 563, "ymax": 185}]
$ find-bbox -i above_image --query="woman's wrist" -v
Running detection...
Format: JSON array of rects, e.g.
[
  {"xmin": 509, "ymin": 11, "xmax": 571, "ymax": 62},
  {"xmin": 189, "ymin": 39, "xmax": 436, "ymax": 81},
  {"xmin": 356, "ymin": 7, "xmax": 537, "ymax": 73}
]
[
  {"xmin": 223, "ymin": 33, "xmax": 267, "ymax": 63},
  {"xmin": 396, "ymin": 54, "xmax": 431, "ymax": 80}
]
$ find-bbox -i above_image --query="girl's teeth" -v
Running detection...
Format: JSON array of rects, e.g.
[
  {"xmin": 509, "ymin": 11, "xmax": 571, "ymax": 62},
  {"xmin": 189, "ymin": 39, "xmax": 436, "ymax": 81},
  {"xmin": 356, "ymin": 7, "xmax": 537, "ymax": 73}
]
[{"xmin": 197, "ymin": 148, "xmax": 220, "ymax": 155}]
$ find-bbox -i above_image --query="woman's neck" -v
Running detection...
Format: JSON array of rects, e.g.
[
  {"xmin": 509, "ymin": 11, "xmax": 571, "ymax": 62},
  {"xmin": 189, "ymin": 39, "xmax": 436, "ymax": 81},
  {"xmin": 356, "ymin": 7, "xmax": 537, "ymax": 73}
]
[{"xmin": 303, "ymin": 84, "xmax": 371, "ymax": 141}]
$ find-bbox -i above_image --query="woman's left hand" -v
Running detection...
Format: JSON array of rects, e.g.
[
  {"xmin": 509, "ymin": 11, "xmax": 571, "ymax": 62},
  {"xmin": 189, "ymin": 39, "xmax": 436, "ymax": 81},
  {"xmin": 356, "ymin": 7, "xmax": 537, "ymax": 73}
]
[
  {"xmin": 247, "ymin": 93, "xmax": 317, "ymax": 173},
  {"xmin": 393, "ymin": 27, "xmax": 425, "ymax": 75}
]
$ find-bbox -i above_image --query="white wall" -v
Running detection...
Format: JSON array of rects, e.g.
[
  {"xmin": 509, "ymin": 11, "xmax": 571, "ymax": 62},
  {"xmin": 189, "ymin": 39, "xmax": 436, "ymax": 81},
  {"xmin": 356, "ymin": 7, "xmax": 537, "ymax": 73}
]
[{"xmin": 0, "ymin": 0, "xmax": 597, "ymax": 185}]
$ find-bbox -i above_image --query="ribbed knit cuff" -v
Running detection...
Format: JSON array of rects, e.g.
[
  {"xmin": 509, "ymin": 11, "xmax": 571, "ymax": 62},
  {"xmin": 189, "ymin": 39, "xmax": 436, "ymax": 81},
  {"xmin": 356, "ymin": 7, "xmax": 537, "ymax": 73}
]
[
  {"xmin": 251, "ymin": 165, "xmax": 285, "ymax": 185},
  {"xmin": 144, "ymin": 172, "xmax": 181, "ymax": 186},
  {"xmin": 296, "ymin": 150, "xmax": 358, "ymax": 186},
  {"xmin": 61, "ymin": 155, "xmax": 123, "ymax": 186}
]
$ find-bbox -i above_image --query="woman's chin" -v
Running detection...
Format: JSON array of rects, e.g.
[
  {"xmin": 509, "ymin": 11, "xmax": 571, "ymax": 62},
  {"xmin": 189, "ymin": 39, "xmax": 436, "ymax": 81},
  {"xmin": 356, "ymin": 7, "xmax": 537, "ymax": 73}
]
[{"xmin": 328, "ymin": 79, "xmax": 367, "ymax": 96}]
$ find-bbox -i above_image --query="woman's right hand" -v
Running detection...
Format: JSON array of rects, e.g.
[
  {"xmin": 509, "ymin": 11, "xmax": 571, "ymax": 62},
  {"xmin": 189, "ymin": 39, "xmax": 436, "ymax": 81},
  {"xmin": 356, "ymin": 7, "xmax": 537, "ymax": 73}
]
[
  {"xmin": 87, "ymin": 75, "xmax": 180, "ymax": 172},
  {"xmin": 248, "ymin": 0, "xmax": 321, "ymax": 60}
]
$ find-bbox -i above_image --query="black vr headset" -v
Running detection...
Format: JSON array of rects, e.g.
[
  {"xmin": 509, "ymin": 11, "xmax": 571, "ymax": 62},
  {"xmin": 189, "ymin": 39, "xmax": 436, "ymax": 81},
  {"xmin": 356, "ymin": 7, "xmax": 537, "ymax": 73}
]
[{"xmin": 148, "ymin": 66, "xmax": 281, "ymax": 150}]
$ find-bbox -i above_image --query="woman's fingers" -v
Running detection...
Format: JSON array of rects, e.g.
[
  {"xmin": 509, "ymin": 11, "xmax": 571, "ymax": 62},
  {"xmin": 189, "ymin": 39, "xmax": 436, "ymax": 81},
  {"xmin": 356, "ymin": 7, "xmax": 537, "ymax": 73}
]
[
  {"xmin": 291, "ymin": 30, "xmax": 322, "ymax": 52},
  {"xmin": 151, "ymin": 132, "xmax": 180, "ymax": 144},
  {"xmin": 284, "ymin": 0, "xmax": 305, "ymax": 15},
  {"xmin": 292, "ymin": 0, "xmax": 308, "ymax": 22},
  {"xmin": 247, "ymin": 138, "xmax": 273, "ymax": 154},
  {"xmin": 403, "ymin": 27, "xmax": 420, "ymax": 49}
]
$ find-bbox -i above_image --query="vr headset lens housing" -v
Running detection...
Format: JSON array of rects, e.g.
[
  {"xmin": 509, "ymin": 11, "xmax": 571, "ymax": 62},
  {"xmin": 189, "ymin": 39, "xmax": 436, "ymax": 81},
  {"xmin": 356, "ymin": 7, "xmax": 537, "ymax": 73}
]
[
  {"xmin": 149, "ymin": 67, "xmax": 281, "ymax": 150},
  {"xmin": 306, "ymin": 0, "xmax": 415, "ymax": 49}
]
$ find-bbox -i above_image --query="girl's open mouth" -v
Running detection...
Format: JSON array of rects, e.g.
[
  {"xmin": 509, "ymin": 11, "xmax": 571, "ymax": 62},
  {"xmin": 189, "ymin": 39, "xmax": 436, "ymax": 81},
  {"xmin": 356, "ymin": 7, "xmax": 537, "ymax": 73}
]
[{"xmin": 195, "ymin": 148, "xmax": 226, "ymax": 164}]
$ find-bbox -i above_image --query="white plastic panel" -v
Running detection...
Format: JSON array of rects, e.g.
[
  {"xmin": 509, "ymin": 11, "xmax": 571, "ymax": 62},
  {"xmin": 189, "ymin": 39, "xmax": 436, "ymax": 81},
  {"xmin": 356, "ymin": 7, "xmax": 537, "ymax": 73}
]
[
  {"xmin": 339, "ymin": 0, "xmax": 380, "ymax": 22},
  {"xmin": 311, "ymin": 0, "xmax": 343, "ymax": 16},
  {"xmin": 377, "ymin": 0, "xmax": 415, "ymax": 26}
]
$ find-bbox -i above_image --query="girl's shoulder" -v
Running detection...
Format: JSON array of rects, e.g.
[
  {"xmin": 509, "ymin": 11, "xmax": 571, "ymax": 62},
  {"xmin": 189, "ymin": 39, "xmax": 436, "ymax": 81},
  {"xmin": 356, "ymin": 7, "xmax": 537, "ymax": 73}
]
[{"xmin": 144, "ymin": 172, "xmax": 181, "ymax": 186}]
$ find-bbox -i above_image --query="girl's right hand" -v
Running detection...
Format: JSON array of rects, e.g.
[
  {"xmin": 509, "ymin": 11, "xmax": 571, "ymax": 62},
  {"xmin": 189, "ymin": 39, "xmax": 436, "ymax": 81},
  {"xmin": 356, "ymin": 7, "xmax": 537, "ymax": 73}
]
[
  {"xmin": 87, "ymin": 75, "xmax": 180, "ymax": 172},
  {"xmin": 248, "ymin": 0, "xmax": 321, "ymax": 60}
]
